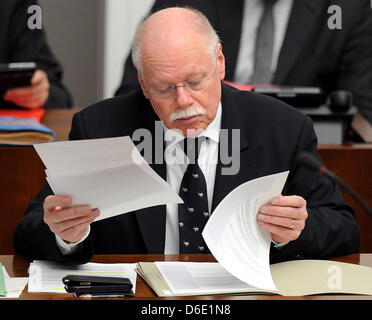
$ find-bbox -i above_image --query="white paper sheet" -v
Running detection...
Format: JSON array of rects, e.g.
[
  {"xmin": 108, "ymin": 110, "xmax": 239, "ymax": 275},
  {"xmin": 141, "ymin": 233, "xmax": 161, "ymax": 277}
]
[
  {"xmin": 35, "ymin": 136, "xmax": 139, "ymax": 174},
  {"xmin": 155, "ymin": 262, "xmax": 257, "ymax": 295},
  {"xmin": 34, "ymin": 136, "xmax": 183, "ymax": 222},
  {"xmin": 0, "ymin": 266, "xmax": 28, "ymax": 299},
  {"xmin": 202, "ymin": 171, "xmax": 289, "ymax": 292},
  {"xmin": 28, "ymin": 260, "xmax": 137, "ymax": 293}
]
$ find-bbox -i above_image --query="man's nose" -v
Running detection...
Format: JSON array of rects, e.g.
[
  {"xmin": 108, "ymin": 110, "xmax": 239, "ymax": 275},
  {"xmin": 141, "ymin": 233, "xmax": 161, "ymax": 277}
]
[{"xmin": 175, "ymin": 86, "xmax": 193, "ymax": 108}]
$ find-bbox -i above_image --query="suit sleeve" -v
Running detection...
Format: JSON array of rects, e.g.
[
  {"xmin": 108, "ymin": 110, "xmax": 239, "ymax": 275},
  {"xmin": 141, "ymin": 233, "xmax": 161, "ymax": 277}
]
[
  {"xmin": 13, "ymin": 112, "xmax": 94, "ymax": 264},
  {"xmin": 270, "ymin": 116, "xmax": 360, "ymax": 263}
]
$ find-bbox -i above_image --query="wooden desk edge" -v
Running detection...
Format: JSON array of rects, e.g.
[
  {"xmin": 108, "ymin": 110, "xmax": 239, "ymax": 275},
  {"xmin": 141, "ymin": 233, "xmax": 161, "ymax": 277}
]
[{"xmin": 1, "ymin": 253, "xmax": 372, "ymax": 300}]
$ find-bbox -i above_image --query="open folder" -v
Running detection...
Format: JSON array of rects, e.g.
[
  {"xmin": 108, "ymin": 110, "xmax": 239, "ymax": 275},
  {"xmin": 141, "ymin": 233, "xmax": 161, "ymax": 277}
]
[
  {"xmin": 137, "ymin": 259, "xmax": 372, "ymax": 297},
  {"xmin": 136, "ymin": 171, "xmax": 372, "ymax": 297}
]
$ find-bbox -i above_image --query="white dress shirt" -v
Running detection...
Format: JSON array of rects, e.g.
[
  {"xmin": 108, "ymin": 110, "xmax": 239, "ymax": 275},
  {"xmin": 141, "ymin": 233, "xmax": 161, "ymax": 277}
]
[
  {"xmin": 163, "ymin": 103, "xmax": 222, "ymax": 254},
  {"xmin": 234, "ymin": 0, "xmax": 293, "ymax": 84}
]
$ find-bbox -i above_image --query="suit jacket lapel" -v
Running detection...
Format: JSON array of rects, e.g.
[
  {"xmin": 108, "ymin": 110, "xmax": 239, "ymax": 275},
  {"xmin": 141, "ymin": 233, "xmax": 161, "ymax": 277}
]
[
  {"xmin": 212, "ymin": 83, "xmax": 264, "ymax": 212},
  {"xmin": 134, "ymin": 165, "xmax": 166, "ymax": 254},
  {"xmin": 134, "ymin": 99, "xmax": 167, "ymax": 253},
  {"xmin": 274, "ymin": 0, "xmax": 326, "ymax": 83}
]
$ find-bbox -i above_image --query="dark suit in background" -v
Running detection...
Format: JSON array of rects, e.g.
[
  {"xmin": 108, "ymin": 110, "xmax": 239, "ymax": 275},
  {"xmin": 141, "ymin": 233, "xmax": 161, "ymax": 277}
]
[
  {"xmin": 116, "ymin": 0, "xmax": 372, "ymax": 124},
  {"xmin": 0, "ymin": 0, "xmax": 72, "ymax": 109},
  {"xmin": 14, "ymin": 83, "xmax": 360, "ymax": 264}
]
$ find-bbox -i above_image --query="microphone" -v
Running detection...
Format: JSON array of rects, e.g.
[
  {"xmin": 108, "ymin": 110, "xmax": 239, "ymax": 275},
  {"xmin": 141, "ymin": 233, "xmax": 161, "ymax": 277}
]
[{"xmin": 296, "ymin": 151, "xmax": 372, "ymax": 219}]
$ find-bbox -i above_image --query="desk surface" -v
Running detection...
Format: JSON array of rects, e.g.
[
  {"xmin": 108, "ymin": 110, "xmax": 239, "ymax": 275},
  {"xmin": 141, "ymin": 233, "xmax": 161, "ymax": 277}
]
[
  {"xmin": 1, "ymin": 254, "xmax": 372, "ymax": 300},
  {"xmin": 40, "ymin": 108, "xmax": 79, "ymax": 141}
]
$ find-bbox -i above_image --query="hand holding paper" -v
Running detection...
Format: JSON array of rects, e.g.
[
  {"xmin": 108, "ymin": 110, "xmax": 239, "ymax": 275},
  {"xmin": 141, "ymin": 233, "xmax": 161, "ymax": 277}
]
[
  {"xmin": 34, "ymin": 136, "xmax": 183, "ymax": 244},
  {"xmin": 43, "ymin": 195, "xmax": 99, "ymax": 243},
  {"xmin": 257, "ymin": 194, "xmax": 308, "ymax": 243}
]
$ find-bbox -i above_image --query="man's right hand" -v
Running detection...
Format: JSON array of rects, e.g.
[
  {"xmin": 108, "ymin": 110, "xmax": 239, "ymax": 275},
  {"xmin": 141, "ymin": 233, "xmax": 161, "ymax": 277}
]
[{"xmin": 43, "ymin": 195, "xmax": 100, "ymax": 244}]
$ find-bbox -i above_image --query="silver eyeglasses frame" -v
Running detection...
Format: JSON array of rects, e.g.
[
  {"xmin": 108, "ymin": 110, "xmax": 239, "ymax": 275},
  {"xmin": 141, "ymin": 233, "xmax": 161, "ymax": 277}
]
[{"xmin": 144, "ymin": 54, "xmax": 218, "ymax": 99}]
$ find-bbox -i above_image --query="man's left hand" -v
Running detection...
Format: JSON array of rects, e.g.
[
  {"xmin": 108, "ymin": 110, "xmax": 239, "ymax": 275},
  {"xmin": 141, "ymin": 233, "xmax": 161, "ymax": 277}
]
[
  {"xmin": 257, "ymin": 195, "xmax": 308, "ymax": 244},
  {"xmin": 3, "ymin": 69, "xmax": 50, "ymax": 109}
]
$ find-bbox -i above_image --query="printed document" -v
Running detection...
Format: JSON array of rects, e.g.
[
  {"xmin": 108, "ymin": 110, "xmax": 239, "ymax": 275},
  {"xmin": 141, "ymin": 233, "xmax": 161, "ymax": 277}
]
[
  {"xmin": 34, "ymin": 136, "xmax": 183, "ymax": 221},
  {"xmin": 154, "ymin": 262, "xmax": 260, "ymax": 295},
  {"xmin": 28, "ymin": 260, "xmax": 137, "ymax": 293},
  {"xmin": 202, "ymin": 171, "xmax": 289, "ymax": 291},
  {"xmin": 137, "ymin": 171, "xmax": 289, "ymax": 296}
]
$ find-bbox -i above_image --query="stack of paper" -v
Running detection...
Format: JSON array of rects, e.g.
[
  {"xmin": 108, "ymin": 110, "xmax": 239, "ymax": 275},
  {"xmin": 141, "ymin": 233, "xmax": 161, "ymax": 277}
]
[
  {"xmin": 137, "ymin": 261, "xmax": 272, "ymax": 297},
  {"xmin": 28, "ymin": 260, "xmax": 137, "ymax": 294},
  {"xmin": 34, "ymin": 136, "xmax": 183, "ymax": 222},
  {"xmin": 0, "ymin": 264, "xmax": 28, "ymax": 299}
]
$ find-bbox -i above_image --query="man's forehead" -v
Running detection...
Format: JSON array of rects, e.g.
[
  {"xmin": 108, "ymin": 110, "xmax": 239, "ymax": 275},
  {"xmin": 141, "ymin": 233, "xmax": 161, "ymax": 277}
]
[
  {"xmin": 150, "ymin": 69, "xmax": 205, "ymax": 85},
  {"xmin": 141, "ymin": 48, "xmax": 212, "ymax": 83}
]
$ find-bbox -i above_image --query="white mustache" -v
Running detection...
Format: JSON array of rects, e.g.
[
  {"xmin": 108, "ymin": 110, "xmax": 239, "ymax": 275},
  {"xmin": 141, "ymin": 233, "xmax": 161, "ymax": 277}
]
[{"xmin": 169, "ymin": 106, "xmax": 206, "ymax": 122}]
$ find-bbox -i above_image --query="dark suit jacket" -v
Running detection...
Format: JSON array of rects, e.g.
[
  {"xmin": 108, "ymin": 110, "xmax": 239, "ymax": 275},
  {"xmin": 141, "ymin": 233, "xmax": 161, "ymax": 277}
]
[
  {"xmin": 13, "ymin": 83, "xmax": 360, "ymax": 264},
  {"xmin": 0, "ymin": 0, "xmax": 72, "ymax": 109},
  {"xmin": 115, "ymin": 0, "xmax": 372, "ymax": 123}
]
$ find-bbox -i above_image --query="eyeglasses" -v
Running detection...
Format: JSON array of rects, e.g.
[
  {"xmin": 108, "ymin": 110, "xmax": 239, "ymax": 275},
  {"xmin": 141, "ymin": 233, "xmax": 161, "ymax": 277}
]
[{"xmin": 145, "ymin": 58, "xmax": 218, "ymax": 99}]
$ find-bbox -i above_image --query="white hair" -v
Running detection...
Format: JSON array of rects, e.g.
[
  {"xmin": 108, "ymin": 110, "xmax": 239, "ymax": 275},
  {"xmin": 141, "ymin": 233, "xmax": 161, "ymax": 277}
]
[{"xmin": 131, "ymin": 7, "xmax": 221, "ymax": 78}]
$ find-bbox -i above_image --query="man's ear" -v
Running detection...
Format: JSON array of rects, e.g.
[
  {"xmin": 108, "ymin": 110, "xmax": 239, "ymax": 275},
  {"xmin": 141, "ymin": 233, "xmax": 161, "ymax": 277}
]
[
  {"xmin": 138, "ymin": 72, "xmax": 150, "ymax": 99},
  {"xmin": 216, "ymin": 43, "xmax": 226, "ymax": 80}
]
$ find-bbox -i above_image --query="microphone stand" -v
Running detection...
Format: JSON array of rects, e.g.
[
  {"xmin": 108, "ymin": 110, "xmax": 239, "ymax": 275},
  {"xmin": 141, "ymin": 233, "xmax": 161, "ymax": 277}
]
[
  {"xmin": 322, "ymin": 167, "xmax": 372, "ymax": 219},
  {"xmin": 297, "ymin": 151, "xmax": 372, "ymax": 219}
]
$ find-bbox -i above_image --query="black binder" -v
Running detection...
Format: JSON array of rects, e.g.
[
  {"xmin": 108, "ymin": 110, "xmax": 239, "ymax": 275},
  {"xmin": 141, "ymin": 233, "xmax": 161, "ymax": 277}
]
[{"xmin": 62, "ymin": 275, "xmax": 134, "ymax": 297}]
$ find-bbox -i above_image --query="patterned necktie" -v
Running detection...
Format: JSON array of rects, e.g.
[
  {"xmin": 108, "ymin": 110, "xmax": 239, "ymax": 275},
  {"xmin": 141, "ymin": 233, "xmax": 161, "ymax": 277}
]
[
  {"xmin": 178, "ymin": 137, "xmax": 210, "ymax": 254},
  {"xmin": 251, "ymin": 0, "xmax": 276, "ymax": 84}
]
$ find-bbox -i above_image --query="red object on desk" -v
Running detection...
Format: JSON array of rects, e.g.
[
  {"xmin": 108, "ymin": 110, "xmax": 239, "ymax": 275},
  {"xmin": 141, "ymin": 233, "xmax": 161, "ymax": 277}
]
[
  {"xmin": 223, "ymin": 80, "xmax": 276, "ymax": 92},
  {"xmin": 0, "ymin": 108, "xmax": 45, "ymax": 123}
]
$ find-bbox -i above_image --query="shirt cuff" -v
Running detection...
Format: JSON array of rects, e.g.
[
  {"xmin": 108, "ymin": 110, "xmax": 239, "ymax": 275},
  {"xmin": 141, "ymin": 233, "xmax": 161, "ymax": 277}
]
[
  {"xmin": 55, "ymin": 226, "xmax": 91, "ymax": 255},
  {"xmin": 271, "ymin": 240, "xmax": 290, "ymax": 249}
]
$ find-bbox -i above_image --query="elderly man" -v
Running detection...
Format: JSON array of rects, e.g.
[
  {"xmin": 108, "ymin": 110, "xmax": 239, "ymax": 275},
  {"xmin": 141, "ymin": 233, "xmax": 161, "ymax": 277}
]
[{"xmin": 14, "ymin": 7, "xmax": 359, "ymax": 264}]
